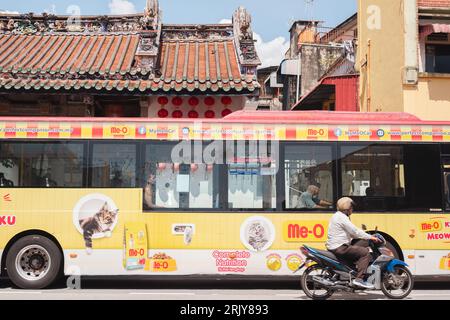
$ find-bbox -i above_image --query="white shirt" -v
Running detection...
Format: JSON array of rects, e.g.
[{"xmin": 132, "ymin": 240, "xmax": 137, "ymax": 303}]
[{"xmin": 326, "ymin": 211, "xmax": 373, "ymax": 251}]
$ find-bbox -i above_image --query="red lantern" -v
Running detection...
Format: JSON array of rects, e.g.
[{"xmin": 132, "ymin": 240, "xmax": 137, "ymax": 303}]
[
  {"xmin": 172, "ymin": 110, "xmax": 183, "ymax": 118},
  {"xmin": 205, "ymin": 110, "xmax": 216, "ymax": 118},
  {"xmin": 188, "ymin": 110, "xmax": 199, "ymax": 118},
  {"xmin": 207, "ymin": 164, "xmax": 214, "ymax": 173},
  {"xmin": 221, "ymin": 96, "xmax": 232, "ymax": 106},
  {"xmin": 204, "ymin": 97, "xmax": 215, "ymax": 106},
  {"xmin": 188, "ymin": 97, "xmax": 200, "ymax": 107},
  {"xmin": 191, "ymin": 164, "xmax": 198, "ymax": 172},
  {"xmin": 158, "ymin": 96, "xmax": 169, "ymax": 106},
  {"xmin": 158, "ymin": 108, "xmax": 169, "ymax": 118},
  {"xmin": 172, "ymin": 97, "xmax": 183, "ymax": 107},
  {"xmin": 157, "ymin": 163, "xmax": 167, "ymax": 171},
  {"xmin": 221, "ymin": 108, "xmax": 232, "ymax": 117},
  {"xmin": 174, "ymin": 163, "xmax": 180, "ymax": 172}
]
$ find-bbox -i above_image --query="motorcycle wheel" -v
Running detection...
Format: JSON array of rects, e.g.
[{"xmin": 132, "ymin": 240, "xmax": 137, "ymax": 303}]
[
  {"xmin": 381, "ymin": 266, "xmax": 414, "ymax": 300},
  {"xmin": 301, "ymin": 265, "xmax": 334, "ymax": 300}
]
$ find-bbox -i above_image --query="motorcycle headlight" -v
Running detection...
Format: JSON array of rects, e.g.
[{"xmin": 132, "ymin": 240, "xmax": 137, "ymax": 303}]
[{"xmin": 379, "ymin": 247, "xmax": 395, "ymax": 257}]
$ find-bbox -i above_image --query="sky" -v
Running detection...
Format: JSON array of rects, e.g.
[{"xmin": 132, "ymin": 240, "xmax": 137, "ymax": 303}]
[{"xmin": 0, "ymin": 0, "xmax": 357, "ymax": 67}]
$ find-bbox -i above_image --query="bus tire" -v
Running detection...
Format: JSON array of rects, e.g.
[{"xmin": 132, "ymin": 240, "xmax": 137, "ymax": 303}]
[{"xmin": 6, "ymin": 235, "xmax": 62, "ymax": 289}]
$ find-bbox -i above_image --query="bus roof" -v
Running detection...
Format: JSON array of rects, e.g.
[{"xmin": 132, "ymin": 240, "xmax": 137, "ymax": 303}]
[{"xmin": 0, "ymin": 111, "xmax": 445, "ymax": 125}]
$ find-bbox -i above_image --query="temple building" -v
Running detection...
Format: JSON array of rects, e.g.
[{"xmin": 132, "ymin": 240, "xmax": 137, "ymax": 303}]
[{"xmin": 0, "ymin": 1, "xmax": 260, "ymax": 119}]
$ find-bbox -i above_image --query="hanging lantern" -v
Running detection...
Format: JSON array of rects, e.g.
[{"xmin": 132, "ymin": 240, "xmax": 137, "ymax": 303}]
[
  {"xmin": 188, "ymin": 110, "xmax": 199, "ymax": 119},
  {"xmin": 172, "ymin": 97, "xmax": 183, "ymax": 107},
  {"xmin": 207, "ymin": 164, "xmax": 214, "ymax": 173},
  {"xmin": 221, "ymin": 108, "xmax": 232, "ymax": 117},
  {"xmin": 221, "ymin": 96, "xmax": 232, "ymax": 106},
  {"xmin": 172, "ymin": 110, "xmax": 183, "ymax": 118},
  {"xmin": 204, "ymin": 97, "xmax": 215, "ymax": 106},
  {"xmin": 188, "ymin": 97, "xmax": 200, "ymax": 107},
  {"xmin": 205, "ymin": 110, "xmax": 215, "ymax": 118},
  {"xmin": 158, "ymin": 108, "xmax": 169, "ymax": 118},
  {"xmin": 191, "ymin": 164, "xmax": 198, "ymax": 173},
  {"xmin": 158, "ymin": 96, "xmax": 169, "ymax": 106},
  {"xmin": 174, "ymin": 163, "xmax": 180, "ymax": 172},
  {"xmin": 157, "ymin": 163, "xmax": 167, "ymax": 171}
]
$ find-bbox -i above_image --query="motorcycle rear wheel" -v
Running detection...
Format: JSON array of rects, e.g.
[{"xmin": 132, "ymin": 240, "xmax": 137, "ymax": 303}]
[
  {"xmin": 301, "ymin": 265, "xmax": 334, "ymax": 300},
  {"xmin": 381, "ymin": 266, "xmax": 414, "ymax": 299}
]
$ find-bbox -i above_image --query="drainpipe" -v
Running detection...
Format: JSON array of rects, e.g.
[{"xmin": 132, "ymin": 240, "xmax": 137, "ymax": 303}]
[{"xmin": 367, "ymin": 39, "xmax": 371, "ymax": 113}]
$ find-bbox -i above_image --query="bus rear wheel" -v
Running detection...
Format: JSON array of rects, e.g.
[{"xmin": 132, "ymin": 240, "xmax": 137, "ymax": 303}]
[{"xmin": 6, "ymin": 235, "xmax": 62, "ymax": 289}]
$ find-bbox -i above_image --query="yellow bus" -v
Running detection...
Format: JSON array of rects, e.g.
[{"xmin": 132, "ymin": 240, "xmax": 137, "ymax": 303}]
[{"xmin": 0, "ymin": 111, "xmax": 449, "ymax": 289}]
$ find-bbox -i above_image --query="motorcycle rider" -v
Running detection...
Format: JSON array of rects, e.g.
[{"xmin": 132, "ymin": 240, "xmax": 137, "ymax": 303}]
[{"xmin": 326, "ymin": 197, "xmax": 381, "ymax": 290}]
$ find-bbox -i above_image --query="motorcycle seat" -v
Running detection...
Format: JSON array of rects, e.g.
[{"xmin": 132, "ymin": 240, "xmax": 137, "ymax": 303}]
[{"xmin": 314, "ymin": 249, "xmax": 339, "ymax": 262}]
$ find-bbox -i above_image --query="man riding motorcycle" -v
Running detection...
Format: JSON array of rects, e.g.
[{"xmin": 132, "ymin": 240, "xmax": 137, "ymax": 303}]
[{"xmin": 326, "ymin": 197, "xmax": 382, "ymax": 290}]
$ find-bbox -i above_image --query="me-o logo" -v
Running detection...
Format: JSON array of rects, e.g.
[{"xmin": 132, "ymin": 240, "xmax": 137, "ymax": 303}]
[{"xmin": 110, "ymin": 126, "xmax": 132, "ymax": 136}]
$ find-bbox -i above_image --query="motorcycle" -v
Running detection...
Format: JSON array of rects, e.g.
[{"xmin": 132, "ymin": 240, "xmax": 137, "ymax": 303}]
[{"xmin": 296, "ymin": 234, "xmax": 414, "ymax": 300}]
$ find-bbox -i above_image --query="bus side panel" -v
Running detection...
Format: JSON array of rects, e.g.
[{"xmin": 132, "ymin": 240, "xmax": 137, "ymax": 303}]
[{"xmin": 2, "ymin": 189, "xmax": 450, "ymax": 277}]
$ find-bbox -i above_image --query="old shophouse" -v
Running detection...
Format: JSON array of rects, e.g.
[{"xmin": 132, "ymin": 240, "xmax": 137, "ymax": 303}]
[{"xmin": 0, "ymin": 1, "xmax": 260, "ymax": 119}]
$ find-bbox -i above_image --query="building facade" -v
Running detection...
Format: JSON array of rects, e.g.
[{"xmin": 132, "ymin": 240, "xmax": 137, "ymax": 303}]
[
  {"xmin": 358, "ymin": 0, "xmax": 450, "ymax": 120},
  {"xmin": 0, "ymin": 1, "xmax": 260, "ymax": 119}
]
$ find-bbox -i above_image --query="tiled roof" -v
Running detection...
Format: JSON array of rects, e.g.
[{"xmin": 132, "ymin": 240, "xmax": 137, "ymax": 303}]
[
  {"xmin": 0, "ymin": 34, "xmax": 140, "ymax": 77},
  {"xmin": 0, "ymin": 33, "xmax": 257, "ymax": 94},
  {"xmin": 157, "ymin": 39, "xmax": 256, "ymax": 92},
  {"xmin": 0, "ymin": 7, "xmax": 261, "ymax": 95}
]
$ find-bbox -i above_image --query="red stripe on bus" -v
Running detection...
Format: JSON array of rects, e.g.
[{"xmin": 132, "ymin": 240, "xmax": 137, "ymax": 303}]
[
  {"xmin": 26, "ymin": 124, "xmax": 38, "ymax": 138},
  {"xmin": 92, "ymin": 126, "xmax": 103, "ymax": 138},
  {"xmin": 71, "ymin": 125, "xmax": 81, "ymax": 138}
]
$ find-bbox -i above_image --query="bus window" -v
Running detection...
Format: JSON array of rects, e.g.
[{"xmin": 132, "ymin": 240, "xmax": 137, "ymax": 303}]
[
  {"xmin": 226, "ymin": 141, "xmax": 277, "ymax": 210},
  {"xmin": 91, "ymin": 143, "xmax": 137, "ymax": 188},
  {"xmin": 0, "ymin": 142, "xmax": 84, "ymax": 187},
  {"xmin": 340, "ymin": 145, "xmax": 405, "ymax": 199},
  {"xmin": 143, "ymin": 142, "xmax": 220, "ymax": 210},
  {"xmin": 284, "ymin": 144, "xmax": 334, "ymax": 210}
]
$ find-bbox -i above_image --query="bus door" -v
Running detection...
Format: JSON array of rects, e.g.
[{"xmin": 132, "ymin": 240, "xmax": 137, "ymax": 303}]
[{"xmin": 443, "ymin": 157, "xmax": 450, "ymax": 210}]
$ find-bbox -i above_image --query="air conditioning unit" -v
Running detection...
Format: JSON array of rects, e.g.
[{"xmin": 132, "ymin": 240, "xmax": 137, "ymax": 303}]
[{"xmin": 404, "ymin": 67, "xmax": 418, "ymax": 85}]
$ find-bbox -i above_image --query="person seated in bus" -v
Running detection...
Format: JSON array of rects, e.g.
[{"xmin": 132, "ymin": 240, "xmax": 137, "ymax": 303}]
[
  {"xmin": 298, "ymin": 185, "xmax": 332, "ymax": 209},
  {"xmin": 365, "ymin": 187, "xmax": 375, "ymax": 197},
  {"xmin": 0, "ymin": 172, "xmax": 13, "ymax": 187},
  {"xmin": 143, "ymin": 174, "xmax": 165, "ymax": 210}
]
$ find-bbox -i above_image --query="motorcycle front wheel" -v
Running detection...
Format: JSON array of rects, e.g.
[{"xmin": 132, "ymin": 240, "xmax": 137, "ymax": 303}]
[
  {"xmin": 381, "ymin": 266, "xmax": 414, "ymax": 299},
  {"xmin": 301, "ymin": 265, "xmax": 334, "ymax": 300}
]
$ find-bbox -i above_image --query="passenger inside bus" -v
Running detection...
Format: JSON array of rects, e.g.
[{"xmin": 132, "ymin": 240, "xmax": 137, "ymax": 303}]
[
  {"xmin": 0, "ymin": 172, "xmax": 13, "ymax": 187},
  {"xmin": 298, "ymin": 185, "xmax": 332, "ymax": 209},
  {"xmin": 143, "ymin": 174, "xmax": 165, "ymax": 209}
]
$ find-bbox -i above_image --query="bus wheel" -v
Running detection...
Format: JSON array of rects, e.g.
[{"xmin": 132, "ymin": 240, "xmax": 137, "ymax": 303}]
[{"xmin": 6, "ymin": 235, "xmax": 62, "ymax": 289}]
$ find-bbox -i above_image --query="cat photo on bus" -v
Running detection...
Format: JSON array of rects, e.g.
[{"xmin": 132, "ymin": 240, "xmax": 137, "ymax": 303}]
[{"xmin": 79, "ymin": 202, "xmax": 118, "ymax": 255}]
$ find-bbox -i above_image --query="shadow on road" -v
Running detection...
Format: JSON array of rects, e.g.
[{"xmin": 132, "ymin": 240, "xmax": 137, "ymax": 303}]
[{"xmin": 2, "ymin": 276, "xmax": 449, "ymax": 291}]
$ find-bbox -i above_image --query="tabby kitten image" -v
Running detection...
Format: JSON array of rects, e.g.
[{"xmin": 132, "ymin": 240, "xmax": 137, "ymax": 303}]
[{"xmin": 79, "ymin": 202, "xmax": 118, "ymax": 255}]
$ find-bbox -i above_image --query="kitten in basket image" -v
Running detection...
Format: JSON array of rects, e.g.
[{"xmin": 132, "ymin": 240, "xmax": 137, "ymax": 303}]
[{"xmin": 79, "ymin": 202, "xmax": 118, "ymax": 255}]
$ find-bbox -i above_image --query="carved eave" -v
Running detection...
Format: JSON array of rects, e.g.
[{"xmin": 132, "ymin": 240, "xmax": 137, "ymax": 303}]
[
  {"xmin": 0, "ymin": 13, "xmax": 155, "ymax": 34},
  {"xmin": 232, "ymin": 7, "xmax": 261, "ymax": 76}
]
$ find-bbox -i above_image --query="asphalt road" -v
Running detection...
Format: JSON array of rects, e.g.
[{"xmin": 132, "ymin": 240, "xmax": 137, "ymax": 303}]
[{"xmin": 0, "ymin": 277, "xmax": 449, "ymax": 300}]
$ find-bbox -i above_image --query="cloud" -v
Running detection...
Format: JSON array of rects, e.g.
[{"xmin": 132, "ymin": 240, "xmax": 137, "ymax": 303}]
[
  {"xmin": 109, "ymin": 0, "xmax": 137, "ymax": 15},
  {"xmin": 253, "ymin": 33, "xmax": 289, "ymax": 68},
  {"xmin": 0, "ymin": 10, "xmax": 19, "ymax": 14},
  {"xmin": 219, "ymin": 19, "xmax": 232, "ymax": 24}
]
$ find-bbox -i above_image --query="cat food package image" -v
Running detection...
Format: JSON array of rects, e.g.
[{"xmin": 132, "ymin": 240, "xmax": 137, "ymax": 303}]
[
  {"xmin": 440, "ymin": 254, "xmax": 450, "ymax": 271},
  {"xmin": 123, "ymin": 223, "xmax": 148, "ymax": 270},
  {"xmin": 145, "ymin": 252, "xmax": 177, "ymax": 272}
]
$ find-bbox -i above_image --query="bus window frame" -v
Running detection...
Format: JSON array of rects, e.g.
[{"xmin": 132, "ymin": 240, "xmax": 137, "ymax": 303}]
[
  {"xmin": 441, "ymin": 153, "xmax": 450, "ymax": 212},
  {"xmin": 140, "ymin": 139, "xmax": 280, "ymax": 213},
  {"xmin": 0, "ymin": 139, "xmax": 88, "ymax": 189},
  {"xmin": 88, "ymin": 140, "xmax": 141, "ymax": 189},
  {"xmin": 281, "ymin": 141, "xmax": 337, "ymax": 213}
]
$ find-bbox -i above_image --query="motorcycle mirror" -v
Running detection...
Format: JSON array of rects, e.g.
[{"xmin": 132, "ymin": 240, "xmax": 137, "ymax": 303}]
[{"xmin": 361, "ymin": 224, "xmax": 367, "ymax": 231}]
